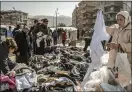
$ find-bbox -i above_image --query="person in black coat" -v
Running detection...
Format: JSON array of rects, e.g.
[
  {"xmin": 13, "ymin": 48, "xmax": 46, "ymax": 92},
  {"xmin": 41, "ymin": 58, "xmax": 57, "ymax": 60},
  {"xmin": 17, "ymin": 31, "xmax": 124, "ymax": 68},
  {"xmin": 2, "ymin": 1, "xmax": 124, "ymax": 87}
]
[{"xmin": 14, "ymin": 25, "xmax": 29, "ymax": 65}]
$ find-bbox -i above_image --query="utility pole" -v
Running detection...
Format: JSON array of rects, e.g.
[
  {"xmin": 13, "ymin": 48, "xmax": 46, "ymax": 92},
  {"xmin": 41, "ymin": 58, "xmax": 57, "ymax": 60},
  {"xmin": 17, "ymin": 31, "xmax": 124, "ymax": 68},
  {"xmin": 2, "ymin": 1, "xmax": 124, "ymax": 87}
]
[
  {"xmin": 13, "ymin": 7, "xmax": 17, "ymax": 25},
  {"xmin": 53, "ymin": 15, "xmax": 54, "ymax": 28},
  {"xmin": 55, "ymin": 8, "xmax": 58, "ymax": 30}
]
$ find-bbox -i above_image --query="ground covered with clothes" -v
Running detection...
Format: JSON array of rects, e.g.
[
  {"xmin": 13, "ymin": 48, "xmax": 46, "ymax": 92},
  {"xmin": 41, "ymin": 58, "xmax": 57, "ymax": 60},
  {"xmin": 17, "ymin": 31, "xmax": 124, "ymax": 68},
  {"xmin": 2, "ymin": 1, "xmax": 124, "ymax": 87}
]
[
  {"xmin": 1, "ymin": 46, "xmax": 91, "ymax": 92},
  {"xmin": 1, "ymin": 46, "xmax": 131, "ymax": 92}
]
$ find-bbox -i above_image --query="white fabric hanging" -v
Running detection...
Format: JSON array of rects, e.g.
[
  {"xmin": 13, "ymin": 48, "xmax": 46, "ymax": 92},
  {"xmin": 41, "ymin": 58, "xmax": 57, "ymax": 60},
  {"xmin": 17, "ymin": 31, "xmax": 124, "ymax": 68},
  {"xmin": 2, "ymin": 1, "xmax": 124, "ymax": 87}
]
[{"xmin": 81, "ymin": 10, "xmax": 110, "ymax": 89}]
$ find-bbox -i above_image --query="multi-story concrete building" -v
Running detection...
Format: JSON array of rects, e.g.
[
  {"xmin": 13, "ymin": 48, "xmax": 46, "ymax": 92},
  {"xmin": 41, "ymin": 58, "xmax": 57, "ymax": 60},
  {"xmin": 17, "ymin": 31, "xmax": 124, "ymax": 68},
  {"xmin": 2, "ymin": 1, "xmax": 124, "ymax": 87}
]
[
  {"xmin": 122, "ymin": 1, "xmax": 132, "ymax": 15},
  {"xmin": 1, "ymin": 10, "xmax": 28, "ymax": 25},
  {"xmin": 81, "ymin": 1, "xmax": 96, "ymax": 33},
  {"xmin": 92, "ymin": 1, "xmax": 123, "ymax": 26},
  {"xmin": 73, "ymin": 1, "xmax": 131, "ymax": 38},
  {"xmin": 72, "ymin": 1, "xmax": 84, "ymax": 39},
  {"xmin": 103, "ymin": 1, "xmax": 123, "ymax": 26},
  {"xmin": 72, "ymin": 1, "xmax": 97, "ymax": 38},
  {"xmin": 72, "ymin": 6, "xmax": 78, "ymax": 28}
]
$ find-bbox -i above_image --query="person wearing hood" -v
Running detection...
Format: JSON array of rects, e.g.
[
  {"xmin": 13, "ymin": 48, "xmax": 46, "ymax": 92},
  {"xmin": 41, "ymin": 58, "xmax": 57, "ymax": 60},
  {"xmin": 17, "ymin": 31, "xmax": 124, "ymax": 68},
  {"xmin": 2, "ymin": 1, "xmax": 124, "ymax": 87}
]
[
  {"xmin": 106, "ymin": 11, "xmax": 131, "ymax": 91},
  {"xmin": 13, "ymin": 24, "xmax": 29, "ymax": 65},
  {"xmin": 106, "ymin": 11, "xmax": 131, "ymax": 68}
]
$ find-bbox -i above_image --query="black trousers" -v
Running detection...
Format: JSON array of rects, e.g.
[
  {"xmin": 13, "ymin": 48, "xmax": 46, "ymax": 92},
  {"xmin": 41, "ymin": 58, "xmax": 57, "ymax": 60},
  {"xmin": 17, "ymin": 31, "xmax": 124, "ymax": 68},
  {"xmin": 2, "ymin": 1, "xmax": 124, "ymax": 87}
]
[
  {"xmin": 53, "ymin": 38, "xmax": 57, "ymax": 45},
  {"xmin": 16, "ymin": 54, "xmax": 29, "ymax": 65},
  {"xmin": 62, "ymin": 40, "xmax": 66, "ymax": 46},
  {"xmin": 36, "ymin": 39, "xmax": 45, "ymax": 55},
  {"xmin": 46, "ymin": 40, "xmax": 51, "ymax": 46},
  {"xmin": 83, "ymin": 41, "xmax": 89, "ymax": 52},
  {"xmin": 33, "ymin": 41, "xmax": 36, "ymax": 54}
]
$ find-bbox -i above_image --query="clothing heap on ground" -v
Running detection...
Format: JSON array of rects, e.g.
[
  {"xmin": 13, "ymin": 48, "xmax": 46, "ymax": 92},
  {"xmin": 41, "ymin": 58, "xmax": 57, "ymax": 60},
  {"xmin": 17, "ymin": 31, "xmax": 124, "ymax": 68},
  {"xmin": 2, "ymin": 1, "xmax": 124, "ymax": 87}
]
[
  {"xmin": 0, "ymin": 42, "xmax": 131, "ymax": 92},
  {"xmin": 0, "ymin": 45, "xmax": 92, "ymax": 92}
]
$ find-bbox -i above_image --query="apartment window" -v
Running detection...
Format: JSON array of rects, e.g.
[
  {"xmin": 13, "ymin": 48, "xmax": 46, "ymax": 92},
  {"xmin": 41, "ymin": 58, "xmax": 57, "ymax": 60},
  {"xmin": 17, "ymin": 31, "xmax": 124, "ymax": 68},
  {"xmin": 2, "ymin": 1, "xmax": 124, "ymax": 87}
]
[{"xmin": 110, "ymin": 7, "xmax": 114, "ymax": 11}]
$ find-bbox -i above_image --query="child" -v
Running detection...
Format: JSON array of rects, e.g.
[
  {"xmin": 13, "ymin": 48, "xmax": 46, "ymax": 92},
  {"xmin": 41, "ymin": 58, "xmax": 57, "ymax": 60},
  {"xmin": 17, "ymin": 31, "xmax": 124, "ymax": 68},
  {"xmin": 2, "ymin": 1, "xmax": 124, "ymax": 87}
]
[
  {"xmin": 1, "ymin": 37, "xmax": 17, "ymax": 75},
  {"xmin": 6, "ymin": 37, "xmax": 18, "ymax": 71}
]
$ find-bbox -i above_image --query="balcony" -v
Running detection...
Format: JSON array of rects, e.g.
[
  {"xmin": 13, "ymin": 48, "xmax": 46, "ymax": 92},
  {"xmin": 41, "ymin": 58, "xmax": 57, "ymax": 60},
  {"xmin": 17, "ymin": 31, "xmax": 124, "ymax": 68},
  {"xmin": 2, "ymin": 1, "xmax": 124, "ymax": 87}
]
[
  {"xmin": 82, "ymin": 20, "xmax": 86, "ymax": 24},
  {"xmin": 83, "ymin": 16, "xmax": 94, "ymax": 20},
  {"xmin": 104, "ymin": 2, "xmax": 123, "ymax": 7},
  {"xmin": 105, "ymin": 17, "xmax": 116, "ymax": 22},
  {"xmin": 104, "ymin": 11, "xmax": 118, "ymax": 14},
  {"xmin": 82, "ymin": 9, "xmax": 94, "ymax": 14},
  {"xmin": 23, "ymin": 18, "xmax": 28, "ymax": 21},
  {"xmin": 93, "ymin": 13, "xmax": 97, "ymax": 18},
  {"xmin": 92, "ymin": 19, "xmax": 96, "ymax": 24}
]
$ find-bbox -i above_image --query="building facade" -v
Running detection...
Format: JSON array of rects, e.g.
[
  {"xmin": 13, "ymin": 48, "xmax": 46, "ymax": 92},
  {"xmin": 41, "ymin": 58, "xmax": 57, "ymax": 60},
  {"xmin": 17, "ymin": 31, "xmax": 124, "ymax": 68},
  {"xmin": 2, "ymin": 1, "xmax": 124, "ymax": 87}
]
[
  {"xmin": 81, "ymin": 1, "xmax": 96, "ymax": 34},
  {"xmin": 72, "ymin": 1, "xmax": 97, "ymax": 38},
  {"xmin": 72, "ymin": 1, "xmax": 131, "ymax": 38},
  {"xmin": 122, "ymin": 1, "xmax": 132, "ymax": 15},
  {"xmin": 1, "ymin": 10, "xmax": 28, "ymax": 26},
  {"xmin": 103, "ymin": 1, "xmax": 123, "ymax": 26}
]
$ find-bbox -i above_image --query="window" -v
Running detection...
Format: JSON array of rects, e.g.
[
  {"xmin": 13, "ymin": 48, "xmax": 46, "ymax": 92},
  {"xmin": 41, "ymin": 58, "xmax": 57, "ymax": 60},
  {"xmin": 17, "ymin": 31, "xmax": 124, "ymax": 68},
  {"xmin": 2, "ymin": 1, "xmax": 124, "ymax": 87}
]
[{"xmin": 110, "ymin": 7, "xmax": 114, "ymax": 11}]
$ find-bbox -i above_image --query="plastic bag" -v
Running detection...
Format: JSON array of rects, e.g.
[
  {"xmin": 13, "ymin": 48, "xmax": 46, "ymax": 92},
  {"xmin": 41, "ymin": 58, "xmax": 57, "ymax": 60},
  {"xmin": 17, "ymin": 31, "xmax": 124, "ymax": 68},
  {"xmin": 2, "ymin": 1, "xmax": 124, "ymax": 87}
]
[
  {"xmin": 89, "ymin": 71, "xmax": 101, "ymax": 80},
  {"xmin": 115, "ymin": 53, "xmax": 131, "ymax": 88},
  {"xmin": 99, "ymin": 66, "xmax": 109, "ymax": 83},
  {"xmin": 84, "ymin": 79, "xmax": 101, "ymax": 91},
  {"xmin": 16, "ymin": 72, "xmax": 37, "ymax": 91},
  {"xmin": 81, "ymin": 66, "xmax": 109, "ymax": 91},
  {"xmin": 100, "ymin": 52, "xmax": 109, "ymax": 66}
]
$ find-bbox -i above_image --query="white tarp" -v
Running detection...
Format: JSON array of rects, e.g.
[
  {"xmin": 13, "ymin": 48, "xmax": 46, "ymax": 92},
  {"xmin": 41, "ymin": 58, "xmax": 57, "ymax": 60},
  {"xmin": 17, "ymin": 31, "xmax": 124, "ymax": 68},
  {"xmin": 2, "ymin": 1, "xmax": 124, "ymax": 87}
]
[
  {"xmin": 50, "ymin": 27, "xmax": 77, "ymax": 32},
  {"xmin": 81, "ymin": 10, "xmax": 110, "ymax": 88}
]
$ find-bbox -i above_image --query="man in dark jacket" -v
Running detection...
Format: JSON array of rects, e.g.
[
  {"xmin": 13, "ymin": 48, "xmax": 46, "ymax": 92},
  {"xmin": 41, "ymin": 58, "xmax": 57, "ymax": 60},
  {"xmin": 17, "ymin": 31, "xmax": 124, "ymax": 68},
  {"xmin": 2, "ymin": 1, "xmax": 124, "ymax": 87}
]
[
  {"xmin": 30, "ymin": 20, "xmax": 40, "ymax": 54},
  {"xmin": 83, "ymin": 37, "xmax": 91, "ymax": 52},
  {"xmin": 35, "ymin": 18, "xmax": 49, "ymax": 55},
  {"xmin": 12, "ymin": 25, "xmax": 20, "ymax": 38},
  {"xmin": 52, "ymin": 30, "xmax": 58, "ymax": 45},
  {"xmin": 83, "ymin": 31, "xmax": 92, "ymax": 52},
  {"xmin": 39, "ymin": 18, "xmax": 49, "ymax": 35}
]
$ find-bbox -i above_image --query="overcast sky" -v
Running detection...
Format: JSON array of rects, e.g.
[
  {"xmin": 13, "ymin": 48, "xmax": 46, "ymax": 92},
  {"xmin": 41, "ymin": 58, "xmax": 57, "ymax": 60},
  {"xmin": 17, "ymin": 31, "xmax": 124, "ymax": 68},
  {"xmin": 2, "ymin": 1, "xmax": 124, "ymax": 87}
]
[{"xmin": 1, "ymin": 1, "xmax": 80, "ymax": 17}]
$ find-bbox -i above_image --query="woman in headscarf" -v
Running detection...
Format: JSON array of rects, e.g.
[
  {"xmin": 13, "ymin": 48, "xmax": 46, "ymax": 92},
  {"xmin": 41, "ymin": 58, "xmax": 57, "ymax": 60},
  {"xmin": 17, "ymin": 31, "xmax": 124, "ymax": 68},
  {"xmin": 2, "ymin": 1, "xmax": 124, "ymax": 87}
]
[
  {"xmin": 106, "ymin": 11, "xmax": 131, "ymax": 90},
  {"xmin": 14, "ymin": 25, "xmax": 29, "ymax": 65},
  {"xmin": 106, "ymin": 11, "xmax": 131, "ymax": 69}
]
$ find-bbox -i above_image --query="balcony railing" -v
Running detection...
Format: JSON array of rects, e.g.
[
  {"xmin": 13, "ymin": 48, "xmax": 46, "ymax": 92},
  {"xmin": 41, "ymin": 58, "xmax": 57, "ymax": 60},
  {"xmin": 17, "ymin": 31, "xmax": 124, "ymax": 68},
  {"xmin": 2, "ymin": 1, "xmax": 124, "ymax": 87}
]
[
  {"xmin": 105, "ymin": 17, "xmax": 116, "ymax": 22},
  {"xmin": 104, "ymin": 2, "xmax": 122, "ymax": 7},
  {"xmin": 104, "ymin": 11, "xmax": 119, "ymax": 14}
]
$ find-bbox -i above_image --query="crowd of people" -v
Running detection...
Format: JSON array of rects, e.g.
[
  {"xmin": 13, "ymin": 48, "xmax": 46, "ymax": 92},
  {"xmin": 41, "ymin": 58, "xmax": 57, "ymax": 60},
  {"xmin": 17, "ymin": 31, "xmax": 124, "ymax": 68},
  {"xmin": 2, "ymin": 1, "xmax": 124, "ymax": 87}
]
[
  {"xmin": 0, "ymin": 10, "xmax": 132, "ymax": 92},
  {"xmin": 2, "ymin": 18, "xmax": 68, "ymax": 65}
]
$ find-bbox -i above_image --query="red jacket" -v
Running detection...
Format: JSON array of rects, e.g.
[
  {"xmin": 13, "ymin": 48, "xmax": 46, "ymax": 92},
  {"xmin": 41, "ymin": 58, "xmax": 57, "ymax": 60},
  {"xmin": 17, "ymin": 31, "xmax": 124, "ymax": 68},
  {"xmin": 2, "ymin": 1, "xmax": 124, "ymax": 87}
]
[{"xmin": 62, "ymin": 32, "xmax": 66, "ymax": 40}]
